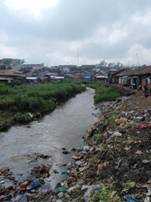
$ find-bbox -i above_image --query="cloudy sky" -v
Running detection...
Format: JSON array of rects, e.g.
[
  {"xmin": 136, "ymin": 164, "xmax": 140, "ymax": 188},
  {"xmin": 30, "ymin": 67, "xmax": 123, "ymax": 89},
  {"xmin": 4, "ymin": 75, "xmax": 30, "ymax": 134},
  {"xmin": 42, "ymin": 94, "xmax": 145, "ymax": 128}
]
[{"xmin": 0, "ymin": 0, "xmax": 151, "ymax": 65}]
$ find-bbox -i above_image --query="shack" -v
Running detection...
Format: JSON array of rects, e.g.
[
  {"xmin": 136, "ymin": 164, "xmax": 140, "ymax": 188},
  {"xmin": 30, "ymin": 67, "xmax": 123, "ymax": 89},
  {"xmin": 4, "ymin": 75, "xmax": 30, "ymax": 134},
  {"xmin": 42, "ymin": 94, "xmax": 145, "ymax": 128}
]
[
  {"xmin": 95, "ymin": 75, "xmax": 108, "ymax": 83},
  {"xmin": 115, "ymin": 66, "xmax": 151, "ymax": 89},
  {"xmin": 26, "ymin": 77, "xmax": 39, "ymax": 84},
  {"xmin": 0, "ymin": 70, "xmax": 25, "ymax": 84}
]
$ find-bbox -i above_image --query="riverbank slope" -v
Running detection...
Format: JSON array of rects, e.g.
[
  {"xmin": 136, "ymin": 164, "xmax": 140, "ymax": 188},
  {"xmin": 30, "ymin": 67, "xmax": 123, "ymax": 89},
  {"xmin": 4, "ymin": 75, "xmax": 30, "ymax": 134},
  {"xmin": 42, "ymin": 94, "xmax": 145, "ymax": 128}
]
[
  {"xmin": 0, "ymin": 81, "xmax": 85, "ymax": 132},
  {"xmin": 59, "ymin": 91, "xmax": 151, "ymax": 202}
]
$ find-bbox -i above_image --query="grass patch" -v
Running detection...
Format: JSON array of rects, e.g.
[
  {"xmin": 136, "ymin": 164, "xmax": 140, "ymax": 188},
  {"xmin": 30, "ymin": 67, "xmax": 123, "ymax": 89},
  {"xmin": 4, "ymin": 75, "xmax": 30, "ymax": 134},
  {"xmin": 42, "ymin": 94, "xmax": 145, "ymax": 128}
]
[
  {"xmin": 90, "ymin": 82, "xmax": 120, "ymax": 103},
  {"xmin": 0, "ymin": 80, "xmax": 85, "ymax": 131},
  {"xmin": 89, "ymin": 185, "xmax": 121, "ymax": 202}
]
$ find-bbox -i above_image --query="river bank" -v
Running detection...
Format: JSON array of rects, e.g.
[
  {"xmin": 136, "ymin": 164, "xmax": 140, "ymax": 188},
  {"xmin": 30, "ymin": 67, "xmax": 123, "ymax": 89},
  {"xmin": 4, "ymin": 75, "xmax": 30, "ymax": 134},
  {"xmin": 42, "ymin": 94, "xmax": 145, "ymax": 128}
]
[
  {"xmin": 0, "ymin": 87, "xmax": 150, "ymax": 201},
  {"xmin": 0, "ymin": 89, "xmax": 99, "ymax": 202},
  {"xmin": 0, "ymin": 81, "xmax": 85, "ymax": 132},
  {"xmin": 53, "ymin": 91, "xmax": 151, "ymax": 202},
  {"xmin": 89, "ymin": 81, "xmax": 134, "ymax": 104}
]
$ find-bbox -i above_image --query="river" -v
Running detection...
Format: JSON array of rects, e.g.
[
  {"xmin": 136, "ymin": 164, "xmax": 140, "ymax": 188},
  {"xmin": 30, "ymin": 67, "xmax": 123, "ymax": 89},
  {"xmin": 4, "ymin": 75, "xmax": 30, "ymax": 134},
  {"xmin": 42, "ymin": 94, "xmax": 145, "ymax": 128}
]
[{"xmin": 0, "ymin": 88, "xmax": 98, "ymax": 182}]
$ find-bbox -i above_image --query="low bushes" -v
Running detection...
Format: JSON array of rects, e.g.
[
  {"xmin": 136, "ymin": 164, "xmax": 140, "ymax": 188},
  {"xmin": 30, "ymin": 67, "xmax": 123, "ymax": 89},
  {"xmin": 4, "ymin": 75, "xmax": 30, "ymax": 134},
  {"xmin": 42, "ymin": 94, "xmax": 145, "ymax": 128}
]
[
  {"xmin": 95, "ymin": 87, "xmax": 120, "ymax": 103},
  {"xmin": 90, "ymin": 82, "xmax": 120, "ymax": 103},
  {"xmin": 0, "ymin": 80, "xmax": 85, "ymax": 130},
  {"xmin": 14, "ymin": 112, "xmax": 34, "ymax": 124}
]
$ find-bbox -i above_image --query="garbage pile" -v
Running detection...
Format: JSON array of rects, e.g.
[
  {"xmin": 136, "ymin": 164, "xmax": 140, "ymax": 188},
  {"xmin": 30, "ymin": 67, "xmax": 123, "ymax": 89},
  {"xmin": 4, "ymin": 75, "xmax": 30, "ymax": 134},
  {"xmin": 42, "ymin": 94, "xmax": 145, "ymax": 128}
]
[
  {"xmin": 0, "ymin": 93, "xmax": 150, "ymax": 202},
  {"xmin": 56, "ymin": 95, "xmax": 151, "ymax": 202},
  {"xmin": 0, "ymin": 164, "xmax": 54, "ymax": 202}
]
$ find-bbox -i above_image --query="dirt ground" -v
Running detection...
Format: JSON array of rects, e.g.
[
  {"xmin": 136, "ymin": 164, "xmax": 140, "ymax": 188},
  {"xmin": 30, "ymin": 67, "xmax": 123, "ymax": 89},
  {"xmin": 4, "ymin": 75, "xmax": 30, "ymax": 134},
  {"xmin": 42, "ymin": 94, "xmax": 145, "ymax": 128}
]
[{"xmin": 121, "ymin": 90, "xmax": 151, "ymax": 110}]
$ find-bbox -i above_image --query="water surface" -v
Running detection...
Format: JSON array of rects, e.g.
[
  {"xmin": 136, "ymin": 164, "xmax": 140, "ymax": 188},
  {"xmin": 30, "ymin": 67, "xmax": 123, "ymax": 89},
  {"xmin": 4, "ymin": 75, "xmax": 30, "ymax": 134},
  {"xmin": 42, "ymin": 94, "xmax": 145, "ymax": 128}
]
[{"xmin": 0, "ymin": 89, "xmax": 98, "ymax": 179}]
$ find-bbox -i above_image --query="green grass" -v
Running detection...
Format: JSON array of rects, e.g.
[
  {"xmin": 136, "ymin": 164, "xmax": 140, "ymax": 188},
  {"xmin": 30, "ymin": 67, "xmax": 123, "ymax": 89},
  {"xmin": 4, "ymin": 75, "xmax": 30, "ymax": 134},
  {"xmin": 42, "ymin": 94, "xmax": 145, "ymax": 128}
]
[
  {"xmin": 0, "ymin": 81, "xmax": 85, "ymax": 131},
  {"xmin": 90, "ymin": 82, "xmax": 120, "ymax": 103},
  {"xmin": 89, "ymin": 185, "xmax": 121, "ymax": 202}
]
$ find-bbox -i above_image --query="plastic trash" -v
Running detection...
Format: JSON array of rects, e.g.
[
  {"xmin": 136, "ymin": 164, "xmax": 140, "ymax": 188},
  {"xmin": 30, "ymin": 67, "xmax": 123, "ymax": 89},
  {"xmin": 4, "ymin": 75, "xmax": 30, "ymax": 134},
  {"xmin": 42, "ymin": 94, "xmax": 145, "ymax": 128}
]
[
  {"xmin": 12, "ymin": 194, "xmax": 28, "ymax": 202},
  {"xmin": 55, "ymin": 186, "xmax": 67, "ymax": 194},
  {"xmin": 124, "ymin": 195, "xmax": 139, "ymax": 202},
  {"xmin": 27, "ymin": 179, "xmax": 41, "ymax": 192}
]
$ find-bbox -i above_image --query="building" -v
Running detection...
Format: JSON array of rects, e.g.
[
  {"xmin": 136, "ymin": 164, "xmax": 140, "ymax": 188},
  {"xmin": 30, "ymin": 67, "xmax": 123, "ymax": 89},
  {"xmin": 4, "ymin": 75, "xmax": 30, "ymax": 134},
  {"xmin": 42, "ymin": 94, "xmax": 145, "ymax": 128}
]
[
  {"xmin": 108, "ymin": 69, "xmax": 128, "ymax": 84},
  {"xmin": 83, "ymin": 72, "xmax": 93, "ymax": 82},
  {"xmin": 95, "ymin": 75, "xmax": 108, "ymax": 83},
  {"xmin": 0, "ymin": 70, "xmax": 25, "ymax": 83},
  {"xmin": 26, "ymin": 77, "xmax": 39, "ymax": 84},
  {"xmin": 114, "ymin": 66, "xmax": 151, "ymax": 89},
  {"xmin": 0, "ymin": 58, "xmax": 24, "ymax": 70}
]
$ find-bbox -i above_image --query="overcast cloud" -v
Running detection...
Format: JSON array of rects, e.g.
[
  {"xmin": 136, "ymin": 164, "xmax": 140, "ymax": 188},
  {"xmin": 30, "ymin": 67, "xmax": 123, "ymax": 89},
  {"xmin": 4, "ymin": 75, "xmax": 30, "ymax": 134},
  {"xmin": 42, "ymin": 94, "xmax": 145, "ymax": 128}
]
[{"xmin": 0, "ymin": 0, "xmax": 151, "ymax": 65}]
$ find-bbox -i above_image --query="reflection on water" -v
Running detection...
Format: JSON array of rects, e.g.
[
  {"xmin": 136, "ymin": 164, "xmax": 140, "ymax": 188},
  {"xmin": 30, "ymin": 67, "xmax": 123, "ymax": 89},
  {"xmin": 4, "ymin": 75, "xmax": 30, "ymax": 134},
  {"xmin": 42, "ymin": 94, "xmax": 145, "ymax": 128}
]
[{"xmin": 0, "ymin": 89, "xmax": 98, "ymax": 178}]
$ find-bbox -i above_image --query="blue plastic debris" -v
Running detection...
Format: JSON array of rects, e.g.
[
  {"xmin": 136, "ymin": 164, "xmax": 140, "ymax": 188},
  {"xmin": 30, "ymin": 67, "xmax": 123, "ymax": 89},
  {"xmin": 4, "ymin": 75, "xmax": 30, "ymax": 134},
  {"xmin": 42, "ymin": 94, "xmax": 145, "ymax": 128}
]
[
  {"xmin": 27, "ymin": 179, "xmax": 41, "ymax": 192},
  {"xmin": 124, "ymin": 195, "xmax": 139, "ymax": 202}
]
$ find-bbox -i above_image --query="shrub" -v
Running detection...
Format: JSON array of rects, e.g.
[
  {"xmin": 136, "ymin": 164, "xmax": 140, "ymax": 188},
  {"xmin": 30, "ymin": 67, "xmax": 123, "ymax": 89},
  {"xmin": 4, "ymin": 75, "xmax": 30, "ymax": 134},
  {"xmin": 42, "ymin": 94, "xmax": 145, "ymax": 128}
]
[
  {"xmin": 0, "ymin": 81, "xmax": 85, "ymax": 129},
  {"xmin": 14, "ymin": 112, "xmax": 34, "ymax": 124},
  {"xmin": 90, "ymin": 82, "xmax": 120, "ymax": 103}
]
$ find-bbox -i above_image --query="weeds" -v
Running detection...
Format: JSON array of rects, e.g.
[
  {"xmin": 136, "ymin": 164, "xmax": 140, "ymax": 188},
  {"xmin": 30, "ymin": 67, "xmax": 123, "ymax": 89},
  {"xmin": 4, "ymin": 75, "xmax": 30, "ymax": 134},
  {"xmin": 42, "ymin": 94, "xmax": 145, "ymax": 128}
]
[
  {"xmin": 0, "ymin": 81, "xmax": 85, "ymax": 131},
  {"xmin": 90, "ymin": 82, "xmax": 120, "ymax": 103}
]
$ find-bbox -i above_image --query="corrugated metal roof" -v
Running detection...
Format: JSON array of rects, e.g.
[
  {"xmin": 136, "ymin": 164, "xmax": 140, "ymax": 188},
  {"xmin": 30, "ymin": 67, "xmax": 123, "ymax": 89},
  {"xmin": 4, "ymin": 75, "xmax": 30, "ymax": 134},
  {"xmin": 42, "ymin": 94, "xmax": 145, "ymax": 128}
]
[
  {"xmin": 116, "ymin": 66, "xmax": 151, "ymax": 77},
  {"xmin": 0, "ymin": 70, "xmax": 25, "ymax": 78}
]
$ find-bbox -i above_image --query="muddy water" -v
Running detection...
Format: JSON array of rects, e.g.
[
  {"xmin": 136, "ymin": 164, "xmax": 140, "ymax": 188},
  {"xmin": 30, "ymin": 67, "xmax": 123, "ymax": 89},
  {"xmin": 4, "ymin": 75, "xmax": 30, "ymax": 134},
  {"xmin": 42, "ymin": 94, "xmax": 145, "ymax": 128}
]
[{"xmin": 0, "ymin": 89, "xmax": 98, "ymax": 180}]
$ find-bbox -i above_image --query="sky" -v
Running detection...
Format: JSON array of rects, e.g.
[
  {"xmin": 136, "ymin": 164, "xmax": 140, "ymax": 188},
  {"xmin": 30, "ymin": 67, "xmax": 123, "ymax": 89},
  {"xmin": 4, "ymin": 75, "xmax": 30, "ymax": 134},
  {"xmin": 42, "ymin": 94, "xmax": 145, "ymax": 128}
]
[{"xmin": 0, "ymin": 0, "xmax": 151, "ymax": 66}]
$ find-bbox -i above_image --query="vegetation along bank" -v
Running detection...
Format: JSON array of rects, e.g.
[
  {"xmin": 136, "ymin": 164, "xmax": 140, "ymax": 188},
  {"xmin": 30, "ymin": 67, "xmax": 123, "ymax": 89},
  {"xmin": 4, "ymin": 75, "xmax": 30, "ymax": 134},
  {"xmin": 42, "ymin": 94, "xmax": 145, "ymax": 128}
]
[
  {"xmin": 90, "ymin": 82, "xmax": 121, "ymax": 103},
  {"xmin": 0, "ymin": 80, "xmax": 85, "ymax": 132}
]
